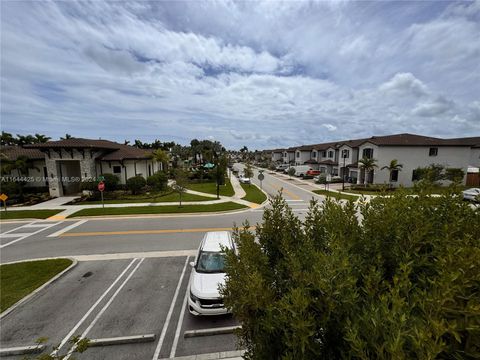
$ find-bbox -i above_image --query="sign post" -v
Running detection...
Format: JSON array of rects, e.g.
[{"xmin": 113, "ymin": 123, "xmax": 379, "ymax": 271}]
[
  {"xmin": 257, "ymin": 170, "xmax": 265, "ymax": 190},
  {"xmin": 0, "ymin": 193, "xmax": 8, "ymax": 213},
  {"xmin": 98, "ymin": 181, "xmax": 105, "ymax": 209}
]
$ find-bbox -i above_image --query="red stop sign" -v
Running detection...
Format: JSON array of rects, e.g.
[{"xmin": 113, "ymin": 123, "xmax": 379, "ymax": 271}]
[{"xmin": 98, "ymin": 181, "xmax": 105, "ymax": 192}]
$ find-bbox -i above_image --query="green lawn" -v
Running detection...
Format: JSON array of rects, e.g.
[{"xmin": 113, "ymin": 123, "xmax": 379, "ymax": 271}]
[
  {"xmin": 0, "ymin": 209, "xmax": 61, "ymax": 220},
  {"xmin": 241, "ymin": 183, "xmax": 267, "ymax": 204},
  {"xmin": 78, "ymin": 191, "xmax": 212, "ymax": 204},
  {"xmin": 68, "ymin": 202, "xmax": 247, "ymax": 217},
  {"xmin": 1, "ymin": 259, "xmax": 72, "ymax": 312},
  {"xmin": 185, "ymin": 178, "xmax": 235, "ymax": 197},
  {"xmin": 313, "ymin": 189, "xmax": 360, "ymax": 201}
]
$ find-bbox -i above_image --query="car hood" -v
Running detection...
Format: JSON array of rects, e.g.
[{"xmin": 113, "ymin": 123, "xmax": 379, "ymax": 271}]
[{"xmin": 190, "ymin": 271, "xmax": 226, "ymax": 298}]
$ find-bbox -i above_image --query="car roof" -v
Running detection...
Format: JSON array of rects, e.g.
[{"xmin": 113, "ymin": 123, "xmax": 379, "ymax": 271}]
[{"xmin": 201, "ymin": 231, "xmax": 233, "ymax": 252}]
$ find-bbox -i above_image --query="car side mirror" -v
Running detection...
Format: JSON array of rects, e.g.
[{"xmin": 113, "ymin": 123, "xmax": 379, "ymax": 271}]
[{"xmin": 189, "ymin": 261, "xmax": 195, "ymax": 267}]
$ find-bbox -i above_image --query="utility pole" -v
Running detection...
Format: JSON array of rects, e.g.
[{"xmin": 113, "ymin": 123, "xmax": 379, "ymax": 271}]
[
  {"xmin": 215, "ymin": 151, "xmax": 220, "ymax": 199},
  {"xmin": 342, "ymin": 151, "xmax": 346, "ymax": 191}
]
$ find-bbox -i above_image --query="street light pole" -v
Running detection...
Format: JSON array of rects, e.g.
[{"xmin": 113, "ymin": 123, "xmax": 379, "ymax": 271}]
[
  {"xmin": 342, "ymin": 152, "xmax": 346, "ymax": 191},
  {"xmin": 215, "ymin": 151, "xmax": 220, "ymax": 200}
]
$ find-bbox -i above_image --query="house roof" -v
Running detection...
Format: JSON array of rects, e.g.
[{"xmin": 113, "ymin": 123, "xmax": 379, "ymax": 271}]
[
  {"xmin": 318, "ymin": 159, "xmax": 338, "ymax": 165},
  {"xmin": 313, "ymin": 142, "xmax": 339, "ymax": 151},
  {"xmin": 304, "ymin": 159, "xmax": 318, "ymax": 164},
  {"xmin": 358, "ymin": 133, "xmax": 480, "ymax": 147},
  {"xmin": 25, "ymin": 138, "xmax": 153, "ymax": 161},
  {"xmin": 0, "ymin": 146, "xmax": 45, "ymax": 161}
]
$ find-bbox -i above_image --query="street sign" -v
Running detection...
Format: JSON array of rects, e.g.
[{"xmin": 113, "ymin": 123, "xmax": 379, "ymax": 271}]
[
  {"xmin": 257, "ymin": 173, "xmax": 265, "ymax": 181},
  {"xmin": 0, "ymin": 194, "xmax": 8, "ymax": 202},
  {"xmin": 98, "ymin": 181, "xmax": 105, "ymax": 192}
]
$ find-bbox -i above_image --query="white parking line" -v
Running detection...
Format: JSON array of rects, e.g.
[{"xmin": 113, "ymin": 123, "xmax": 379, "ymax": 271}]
[
  {"xmin": 169, "ymin": 279, "xmax": 190, "ymax": 358},
  {"xmin": 53, "ymin": 258, "xmax": 138, "ymax": 356},
  {"xmin": 64, "ymin": 258, "xmax": 145, "ymax": 360},
  {"xmin": 152, "ymin": 256, "xmax": 190, "ymax": 360},
  {"xmin": 0, "ymin": 222, "xmax": 60, "ymax": 249},
  {"xmin": 0, "ymin": 233, "xmax": 33, "ymax": 238},
  {"xmin": 47, "ymin": 220, "xmax": 87, "ymax": 237}
]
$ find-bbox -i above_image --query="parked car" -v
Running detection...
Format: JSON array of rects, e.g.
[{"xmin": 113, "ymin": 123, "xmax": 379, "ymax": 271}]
[
  {"xmin": 239, "ymin": 175, "xmax": 251, "ymax": 184},
  {"xmin": 294, "ymin": 165, "xmax": 313, "ymax": 177},
  {"xmin": 304, "ymin": 169, "xmax": 321, "ymax": 179},
  {"xmin": 462, "ymin": 188, "xmax": 480, "ymax": 202},
  {"xmin": 275, "ymin": 164, "xmax": 290, "ymax": 172},
  {"xmin": 188, "ymin": 231, "xmax": 234, "ymax": 316}
]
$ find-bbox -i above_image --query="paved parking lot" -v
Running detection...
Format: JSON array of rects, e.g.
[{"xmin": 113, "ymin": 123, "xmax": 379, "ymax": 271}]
[{"xmin": 0, "ymin": 257, "xmax": 240, "ymax": 359}]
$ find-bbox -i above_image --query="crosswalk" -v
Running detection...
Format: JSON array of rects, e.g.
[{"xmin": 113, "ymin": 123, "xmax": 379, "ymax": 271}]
[{"xmin": 0, "ymin": 220, "xmax": 61, "ymax": 249}]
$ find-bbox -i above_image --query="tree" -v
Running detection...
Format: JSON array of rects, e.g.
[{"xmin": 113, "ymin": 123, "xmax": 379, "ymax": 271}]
[
  {"xmin": 244, "ymin": 162, "xmax": 254, "ymax": 181},
  {"xmin": 61, "ymin": 134, "xmax": 72, "ymax": 140},
  {"xmin": 414, "ymin": 164, "xmax": 445, "ymax": 185},
  {"xmin": 381, "ymin": 159, "xmax": 403, "ymax": 187},
  {"xmin": 126, "ymin": 175, "xmax": 146, "ymax": 195},
  {"xmin": 0, "ymin": 131, "xmax": 15, "ymax": 146},
  {"xmin": 33, "ymin": 134, "xmax": 50, "ymax": 143},
  {"xmin": 173, "ymin": 168, "xmax": 188, "ymax": 207},
  {"xmin": 221, "ymin": 191, "xmax": 480, "ymax": 359},
  {"xmin": 445, "ymin": 168, "xmax": 465, "ymax": 183},
  {"xmin": 1, "ymin": 155, "xmax": 39, "ymax": 176},
  {"xmin": 287, "ymin": 166, "xmax": 296, "ymax": 179},
  {"xmin": 151, "ymin": 149, "xmax": 170, "ymax": 171},
  {"xmin": 359, "ymin": 157, "xmax": 378, "ymax": 186}
]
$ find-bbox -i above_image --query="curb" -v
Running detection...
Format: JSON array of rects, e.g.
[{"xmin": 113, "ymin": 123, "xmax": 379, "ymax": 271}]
[
  {"xmin": 184, "ymin": 325, "xmax": 241, "ymax": 338},
  {"xmin": 88, "ymin": 334, "xmax": 156, "ymax": 347},
  {"xmin": 0, "ymin": 344, "xmax": 46, "ymax": 356},
  {"xmin": 0, "ymin": 258, "xmax": 78, "ymax": 319},
  {"xmin": 160, "ymin": 350, "xmax": 245, "ymax": 360}
]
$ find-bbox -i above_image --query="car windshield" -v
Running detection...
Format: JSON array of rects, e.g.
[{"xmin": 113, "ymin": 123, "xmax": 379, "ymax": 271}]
[{"xmin": 196, "ymin": 251, "xmax": 226, "ymax": 273}]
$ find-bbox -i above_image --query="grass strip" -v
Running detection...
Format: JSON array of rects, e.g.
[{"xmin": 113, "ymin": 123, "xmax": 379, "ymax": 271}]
[
  {"xmin": 313, "ymin": 189, "xmax": 360, "ymax": 201},
  {"xmin": 241, "ymin": 183, "xmax": 267, "ymax": 204},
  {"xmin": 68, "ymin": 201, "xmax": 246, "ymax": 217},
  {"xmin": 78, "ymin": 191, "xmax": 212, "ymax": 204},
  {"xmin": 1, "ymin": 259, "xmax": 72, "ymax": 312},
  {"xmin": 185, "ymin": 178, "xmax": 235, "ymax": 197},
  {"xmin": 0, "ymin": 209, "xmax": 61, "ymax": 220}
]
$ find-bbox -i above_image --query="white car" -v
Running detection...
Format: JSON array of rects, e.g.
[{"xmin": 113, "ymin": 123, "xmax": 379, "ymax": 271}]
[
  {"xmin": 238, "ymin": 175, "xmax": 251, "ymax": 184},
  {"xmin": 462, "ymin": 188, "xmax": 480, "ymax": 202},
  {"xmin": 188, "ymin": 231, "xmax": 234, "ymax": 316}
]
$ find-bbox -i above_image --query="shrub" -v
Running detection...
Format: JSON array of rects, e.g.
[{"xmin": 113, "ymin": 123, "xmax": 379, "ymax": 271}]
[
  {"xmin": 445, "ymin": 168, "xmax": 465, "ymax": 183},
  {"xmin": 221, "ymin": 191, "xmax": 480, "ymax": 359},
  {"xmin": 80, "ymin": 180, "xmax": 97, "ymax": 192},
  {"xmin": 100, "ymin": 173, "xmax": 120, "ymax": 191},
  {"xmin": 147, "ymin": 171, "xmax": 168, "ymax": 191},
  {"xmin": 126, "ymin": 176, "xmax": 146, "ymax": 195}
]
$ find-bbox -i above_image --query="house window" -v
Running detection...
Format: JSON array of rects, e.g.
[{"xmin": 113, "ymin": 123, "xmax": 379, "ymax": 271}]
[
  {"xmin": 342, "ymin": 149, "xmax": 350, "ymax": 158},
  {"xmin": 391, "ymin": 169, "xmax": 399, "ymax": 182},
  {"xmin": 362, "ymin": 148, "xmax": 373, "ymax": 159},
  {"xmin": 312, "ymin": 152, "xmax": 317, "ymax": 158},
  {"xmin": 322, "ymin": 151, "xmax": 326, "ymax": 157},
  {"xmin": 113, "ymin": 166, "xmax": 121, "ymax": 174},
  {"xmin": 412, "ymin": 169, "xmax": 420, "ymax": 181},
  {"xmin": 429, "ymin": 147, "xmax": 438, "ymax": 156},
  {"xmin": 328, "ymin": 151, "xmax": 334, "ymax": 158},
  {"xmin": 296, "ymin": 152, "xmax": 300, "ymax": 158},
  {"xmin": 332, "ymin": 168, "xmax": 339, "ymax": 176}
]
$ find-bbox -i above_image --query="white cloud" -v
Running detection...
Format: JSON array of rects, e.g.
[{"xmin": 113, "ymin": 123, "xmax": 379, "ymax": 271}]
[
  {"xmin": 379, "ymin": 73, "xmax": 428, "ymax": 97},
  {"xmin": 412, "ymin": 96, "xmax": 455, "ymax": 117}
]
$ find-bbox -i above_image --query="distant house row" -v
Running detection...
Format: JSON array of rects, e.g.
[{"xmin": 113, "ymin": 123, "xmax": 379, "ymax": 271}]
[
  {"xmin": 1, "ymin": 138, "xmax": 161, "ymax": 197},
  {"xmin": 264, "ymin": 133, "xmax": 480, "ymax": 187}
]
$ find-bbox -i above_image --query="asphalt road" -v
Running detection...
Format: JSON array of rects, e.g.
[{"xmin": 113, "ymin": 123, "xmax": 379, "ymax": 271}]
[{"xmin": 0, "ymin": 165, "xmax": 326, "ymax": 359}]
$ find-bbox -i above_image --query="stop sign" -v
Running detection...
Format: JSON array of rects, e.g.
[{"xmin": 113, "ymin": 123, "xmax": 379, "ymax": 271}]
[{"xmin": 98, "ymin": 181, "xmax": 105, "ymax": 192}]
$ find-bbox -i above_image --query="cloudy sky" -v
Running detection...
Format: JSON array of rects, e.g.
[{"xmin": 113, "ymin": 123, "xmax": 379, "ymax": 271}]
[{"xmin": 1, "ymin": 1, "xmax": 479, "ymax": 149}]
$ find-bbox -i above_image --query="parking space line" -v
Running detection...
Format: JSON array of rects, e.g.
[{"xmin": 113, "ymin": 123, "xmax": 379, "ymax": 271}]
[
  {"xmin": 169, "ymin": 279, "xmax": 190, "ymax": 358},
  {"xmin": 53, "ymin": 258, "xmax": 138, "ymax": 356},
  {"xmin": 0, "ymin": 222, "xmax": 60, "ymax": 249},
  {"xmin": 0, "ymin": 344, "xmax": 46, "ymax": 356},
  {"xmin": 0, "ymin": 233, "xmax": 33, "ymax": 238},
  {"xmin": 152, "ymin": 256, "xmax": 190, "ymax": 360},
  {"xmin": 64, "ymin": 258, "xmax": 146, "ymax": 359},
  {"xmin": 47, "ymin": 219, "xmax": 88, "ymax": 237},
  {"xmin": 88, "ymin": 334, "xmax": 156, "ymax": 347}
]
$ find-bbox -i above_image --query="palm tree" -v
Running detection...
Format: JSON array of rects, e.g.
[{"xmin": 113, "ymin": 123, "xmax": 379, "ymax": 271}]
[
  {"xmin": 151, "ymin": 149, "xmax": 170, "ymax": 172},
  {"xmin": 61, "ymin": 134, "xmax": 72, "ymax": 140},
  {"xmin": 381, "ymin": 159, "xmax": 403, "ymax": 187},
  {"xmin": 358, "ymin": 157, "xmax": 378, "ymax": 186},
  {"xmin": 34, "ymin": 134, "xmax": 50, "ymax": 143}
]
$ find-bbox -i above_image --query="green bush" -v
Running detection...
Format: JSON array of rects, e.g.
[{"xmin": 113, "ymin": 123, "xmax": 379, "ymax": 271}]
[
  {"xmin": 80, "ymin": 180, "xmax": 97, "ymax": 192},
  {"xmin": 100, "ymin": 173, "xmax": 120, "ymax": 191},
  {"xmin": 221, "ymin": 191, "xmax": 480, "ymax": 359},
  {"xmin": 147, "ymin": 171, "xmax": 168, "ymax": 191},
  {"xmin": 126, "ymin": 176, "xmax": 146, "ymax": 195}
]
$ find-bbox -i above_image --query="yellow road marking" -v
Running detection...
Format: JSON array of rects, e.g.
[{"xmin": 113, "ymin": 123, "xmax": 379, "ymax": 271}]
[
  {"xmin": 268, "ymin": 183, "xmax": 301, "ymax": 200},
  {"xmin": 60, "ymin": 226, "xmax": 256, "ymax": 237},
  {"xmin": 48, "ymin": 215, "xmax": 66, "ymax": 220}
]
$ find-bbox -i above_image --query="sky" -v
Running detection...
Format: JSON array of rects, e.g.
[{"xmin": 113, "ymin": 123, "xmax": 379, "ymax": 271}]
[{"xmin": 1, "ymin": 0, "xmax": 479, "ymax": 150}]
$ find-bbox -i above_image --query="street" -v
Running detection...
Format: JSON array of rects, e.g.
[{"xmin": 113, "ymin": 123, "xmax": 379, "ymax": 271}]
[{"xmin": 0, "ymin": 166, "xmax": 325, "ymax": 359}]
